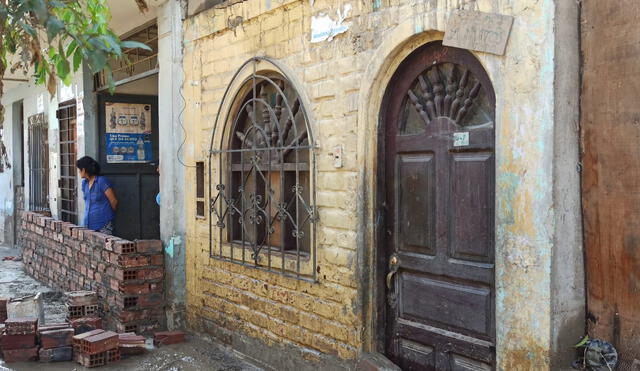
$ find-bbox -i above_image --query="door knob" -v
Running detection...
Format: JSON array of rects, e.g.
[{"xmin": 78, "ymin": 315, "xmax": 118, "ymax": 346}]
[{"xmin": 386, "ymin": 254, "xmax": 399, "ymax": 289}]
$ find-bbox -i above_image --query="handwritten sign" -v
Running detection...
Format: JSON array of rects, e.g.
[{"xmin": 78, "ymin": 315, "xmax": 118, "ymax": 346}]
[
  {"xmin": 453, "ymin": 132, "xmax": 469, "ymax": 147},
  {"xmin": 443, "ymin": 10, "xmax": 514, "ymax": 56}
]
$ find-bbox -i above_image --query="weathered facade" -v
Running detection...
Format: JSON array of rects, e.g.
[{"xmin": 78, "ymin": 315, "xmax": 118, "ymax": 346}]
[{"xmin": 182, "ymin": 0, "xmax": 584, "ymax": 369}]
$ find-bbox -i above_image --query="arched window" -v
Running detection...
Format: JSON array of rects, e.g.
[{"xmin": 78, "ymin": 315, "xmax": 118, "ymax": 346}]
[{"xmin": 209, "ymin": 58, "xmax": 316, "ymax": 280}]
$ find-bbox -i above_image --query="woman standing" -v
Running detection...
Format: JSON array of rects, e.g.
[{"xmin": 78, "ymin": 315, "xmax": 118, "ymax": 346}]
[{"xmin": 76, "ymin": 156, "xmax": 118, "ymax": 235}]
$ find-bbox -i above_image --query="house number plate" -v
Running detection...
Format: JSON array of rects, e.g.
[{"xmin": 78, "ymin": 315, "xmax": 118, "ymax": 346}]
[{"xmin": 453, "ymin": 132, "xmax": 469, "ymax": 147}]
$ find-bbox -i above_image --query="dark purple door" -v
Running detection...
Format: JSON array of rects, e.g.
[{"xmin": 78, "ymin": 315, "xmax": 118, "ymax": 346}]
[{"xmin": 382, "ymin": 42, "xmax": 496, "ymax": 370}]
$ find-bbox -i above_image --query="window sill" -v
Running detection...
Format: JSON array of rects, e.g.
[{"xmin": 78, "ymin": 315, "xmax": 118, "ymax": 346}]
[{"xmin": 210, "ymin": 241, "xmax": 316, "ymax": 280}]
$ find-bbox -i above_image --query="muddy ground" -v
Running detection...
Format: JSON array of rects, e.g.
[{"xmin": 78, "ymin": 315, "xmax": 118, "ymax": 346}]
[{"xmin": 0, "ymin": 246, "xmax": 263, "ymax": 371}]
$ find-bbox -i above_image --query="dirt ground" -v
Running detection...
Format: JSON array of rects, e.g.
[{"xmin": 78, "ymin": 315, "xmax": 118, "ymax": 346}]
[{"xmin": 0, "ymin": 246, "xmax": 263, "ymax": 371}]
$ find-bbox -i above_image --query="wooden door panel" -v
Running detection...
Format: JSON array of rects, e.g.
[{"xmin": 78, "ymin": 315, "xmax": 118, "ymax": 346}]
[
  {"xmin": 398, "ymin": 272, "xmax": 492, "ymax": 336},
  {"xmin": 396, "ymin": 252, "xmax": 493, "ymax": 283},
  {"xmin": 396, "ymin": 153, "xmax": 436, "ymax": 255},
  {"xmin": 450, "ymin": 152, "xmax": 494, "ymax": 263},
  {"xmin": 396, "ymin": 339, "xmax": 436, "ymax": 370},
  {"xmin": 382, "ymin": 42, "xmax": 496, "ymax": 370},
  {"xmin": 395, "ymin": 320, "xmax": 494, "ymax": 364},
  {"xmin": 450, "ymin": 354, "xmax": 492, "ymax": 371}
]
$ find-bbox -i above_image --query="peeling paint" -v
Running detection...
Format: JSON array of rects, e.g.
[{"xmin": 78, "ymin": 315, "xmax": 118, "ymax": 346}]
[{"xmin": 311, "ymin": 4, "xmax": 352, "ymax": 43}]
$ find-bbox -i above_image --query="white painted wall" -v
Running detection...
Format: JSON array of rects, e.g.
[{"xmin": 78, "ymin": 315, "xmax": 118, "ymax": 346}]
[{"xmin": 0, "ymin": 69, "xmax": 86, "ymax": 245}]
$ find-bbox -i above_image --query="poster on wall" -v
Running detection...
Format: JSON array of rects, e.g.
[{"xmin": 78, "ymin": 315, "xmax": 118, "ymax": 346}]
[{"xmin": 104, "ymin": 102, "xmax": 152, "ymax": 163}]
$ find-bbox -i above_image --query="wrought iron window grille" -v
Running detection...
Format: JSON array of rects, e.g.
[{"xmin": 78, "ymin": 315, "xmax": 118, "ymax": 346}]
[
  {"xmin": 209, "ymin": 57, "xmax": 317, "ymax": 282},
  {"xmin": 28, "ymin": 113, "xmax": 50, "ymax": 212}
]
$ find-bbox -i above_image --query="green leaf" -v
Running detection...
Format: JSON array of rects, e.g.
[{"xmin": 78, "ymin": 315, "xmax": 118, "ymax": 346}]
[
  {"xmin": 87, "ymin": 50, "xmax": 107, "ymax": 73},
  {"xmin": 66, "ymin": 40, "xmax": 78, "ymax": 58},
  {"xmin": 72, "ymin": 48, "xmax": 83, "ymax": 71},
  {"xmin": 106, "ymin": 67, "xmax": 115, "ymax": 94},
  {"xmin": 88, "ymin": 37, "xmax": 105, "ymax": 51},
  {"xmin": 58, "ymin": 41, "xmax": 66, "ymax": 61},
  {"xmin": 120, "ymin": 40, "xmax": 151, "ymax": 52},
  {"xmin": 101, "ymin": 34, "xmax": 121, "ymax": 56},
  {"xmin": 62, "ymin": 72, "xmax": 73, "ymax": 86},
  {"xmin": 574, "ymin": 335, "xmax": 589, "ymax": 348},
  {"xmin": 18, "ymin": 21, "xmax": 37, "ymax": 37},
  {"xmin": 45, "ymin": 17, "xmax": 65, "ymax": 40},
  {"xmin": 56, "ymin": 58, "xmax": 70, "ymax": 79}
]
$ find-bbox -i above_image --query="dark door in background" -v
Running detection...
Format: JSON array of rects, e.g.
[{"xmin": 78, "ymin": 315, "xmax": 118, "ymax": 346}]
[
  {"xmin": 57, "ymin": 101, "xmax": 78, "ymax": 224},
  {"xmin": 381, "ymin": 42, "xmax": 496, "ymax": 370},
  {"xmin": 581, "ymin": 2, "xmax": 640, "ymax": 367},
  {"xmin": 98, "ymin": 94, "xmax": 159, "ymax": 241}
]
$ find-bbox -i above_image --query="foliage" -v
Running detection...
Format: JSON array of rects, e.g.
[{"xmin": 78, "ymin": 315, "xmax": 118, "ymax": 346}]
[
  {"xmin": 0, "ymin": 0, "xmax": 149, "ymax": 172},
  {"xmin": 0, "ymin": 0, "xmax": 149, "ymax": 97}
]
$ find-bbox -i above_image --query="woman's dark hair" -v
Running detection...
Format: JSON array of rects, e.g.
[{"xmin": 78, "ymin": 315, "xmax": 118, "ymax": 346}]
[{"xmin": 76, "ymin": 156, "xmax": 101, "ymax": 176}]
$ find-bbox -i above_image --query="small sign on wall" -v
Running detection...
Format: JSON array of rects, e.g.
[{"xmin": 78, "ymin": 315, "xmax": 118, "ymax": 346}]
[
  {"xmin": 453, "ymin": 132, "xmax": 469, "ymax": 147},
  {"xmin": 443, "ymin": 10, "xmax": 514, "ymax": 56},
  {"xmin": 104, "ymin": 102, "xmax": 153, "ymax": 163}
]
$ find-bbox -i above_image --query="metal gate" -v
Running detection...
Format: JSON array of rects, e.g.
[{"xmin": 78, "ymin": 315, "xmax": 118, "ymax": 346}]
[
  {"xmin": 28, "ymin": 113, "xmax": 49, "ymax": 212},
  {"xmin": 57, "ymin": 102, "xmax": 78, "ymax": 224}
]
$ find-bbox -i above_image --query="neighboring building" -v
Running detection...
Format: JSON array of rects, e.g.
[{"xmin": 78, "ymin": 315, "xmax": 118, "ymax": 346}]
[
  {"xmin": 0, "ymin": 0, "xmax": 187, "ymax": 331},
  {"xmin": 581, "ymin": 1, "xmax": 640, "ymax": 369},
  {"xmin": 182, "ymin": 0, "xmax": 583, "ymax": 370}
]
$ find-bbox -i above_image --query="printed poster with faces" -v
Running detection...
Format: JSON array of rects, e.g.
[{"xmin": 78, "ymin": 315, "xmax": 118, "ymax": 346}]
[{"xmin": 105, "ymin": 102, "xmax": 153, "ymax": 163}]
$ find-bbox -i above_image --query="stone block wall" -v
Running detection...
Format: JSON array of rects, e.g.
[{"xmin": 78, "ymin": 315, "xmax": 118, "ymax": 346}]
[
  {"xmin": 182, "ymin": 0, "xmax": 563, "ymax": 369},
  {"xmin": 17, "ymin": 211, "xmax": 166, "ymax": 334}
]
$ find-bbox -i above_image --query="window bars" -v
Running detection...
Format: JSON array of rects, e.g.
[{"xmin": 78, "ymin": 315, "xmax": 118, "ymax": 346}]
[
  {"xmin": 209, "ymin": 57, "xmax": 317, "ymax": 282},
  {"xmin": 28, "ymin": 113, "xmax": 50, "ymax": 212},
  {"xmin": 57, "ymin": 103, "xmax": 79, "ymax": 224}
]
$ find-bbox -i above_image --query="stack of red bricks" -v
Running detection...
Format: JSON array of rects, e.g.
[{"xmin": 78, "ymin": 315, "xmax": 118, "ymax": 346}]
[
  {"xmin": 73, "ymin": 329, "xmax": 120, "ymax": 367},
  {"xmin": 38, "ymin": 322, "xmax": 74, "ymax": 362},
  {"xmin": 118, "ymin": 332, "xmax": 146, "ymax": 355},
  {"xmin": 66, "ymin": 291, "xmax": 103, "ymax": 334},
  {"xmin": 2, "ymin": 317, "xmax": 39, "ymax": 362},
  {"xmin": 17, "ymin": 211, "xmax": 166, "ymax": 334}
]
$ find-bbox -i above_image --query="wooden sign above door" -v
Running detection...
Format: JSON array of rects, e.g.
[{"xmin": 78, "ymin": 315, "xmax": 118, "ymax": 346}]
[{"xmin": 443, "ymin": 10, "xmax": 514, "ymax": 56}]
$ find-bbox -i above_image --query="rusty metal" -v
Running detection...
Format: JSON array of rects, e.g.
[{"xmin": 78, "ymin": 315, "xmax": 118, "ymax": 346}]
[
  {"xmin": 209, "ymin": 57, "xmax": 316, "ymax": 282},
  {"xmin": 27, "ymin": 113, "xmax": 49, "ymax": 212}
]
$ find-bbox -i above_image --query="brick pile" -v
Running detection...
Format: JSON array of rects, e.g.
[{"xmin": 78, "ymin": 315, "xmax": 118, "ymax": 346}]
[
  {"xmin": 18, "ymin": 211, "xmax": 166, "ymax": 334},
  {"xmin": 66, "ymin": 291, "xmax": 103, "ymax": 334},
  {"xmin": 153, "ymin": 330, "xmax": 186, "ymax": 346},
  {"xmin": 2, "ymin": 317, "xmax": 39, "ymax": 362},
  {"xmin": 118, "ymin": 332, "xmax": 146, "ymax": 355},
  {"xmin": 73, "ymin": 329, "xmax": 120, "ymax": 367},
  {"xmin": 38, "ymin": 323, "xmax": 74, "ymax": 362}
]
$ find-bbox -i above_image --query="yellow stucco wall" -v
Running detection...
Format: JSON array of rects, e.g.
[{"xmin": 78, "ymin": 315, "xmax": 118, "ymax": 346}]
[{"xmin": 182, "ymin": 0, "xmax": 557, "ymax": 369}]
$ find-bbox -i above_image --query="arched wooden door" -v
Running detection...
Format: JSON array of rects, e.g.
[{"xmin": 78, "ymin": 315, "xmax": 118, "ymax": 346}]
[{"xmin": 380, "ymin": 41, "xmax": 496, "ymax": 370}]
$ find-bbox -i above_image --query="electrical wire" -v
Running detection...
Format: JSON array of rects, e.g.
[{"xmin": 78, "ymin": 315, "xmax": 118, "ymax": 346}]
[
  {"xmin": 175, "ymin": 70, "xmax": 194, "ymax": 168},
  {"xmin": 174, "ymin": 35, "xmax": 195, "ymax": 169}
]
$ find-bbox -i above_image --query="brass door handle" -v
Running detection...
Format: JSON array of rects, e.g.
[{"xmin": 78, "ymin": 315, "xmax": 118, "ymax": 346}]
[{"xmin": 386, "ymin": 254, "xmax": 399, "ymax": 289}]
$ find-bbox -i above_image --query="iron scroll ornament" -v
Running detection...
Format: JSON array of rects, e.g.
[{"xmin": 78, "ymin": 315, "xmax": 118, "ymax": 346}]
[{"xmin": 208, "ymin": 57, "xmax": 317, "ymax": 282}]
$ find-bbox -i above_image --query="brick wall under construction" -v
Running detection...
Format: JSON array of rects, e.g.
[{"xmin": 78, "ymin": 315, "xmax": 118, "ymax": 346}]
[{"xmin": 17, "ymin": 211, "xmax": 166, "ymax": 334}]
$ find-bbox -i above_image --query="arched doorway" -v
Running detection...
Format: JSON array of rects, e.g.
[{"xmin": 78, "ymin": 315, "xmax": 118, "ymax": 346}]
[{"xmin": 379, "ymin": 41, "xmax": 496, "ymax": 370}]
